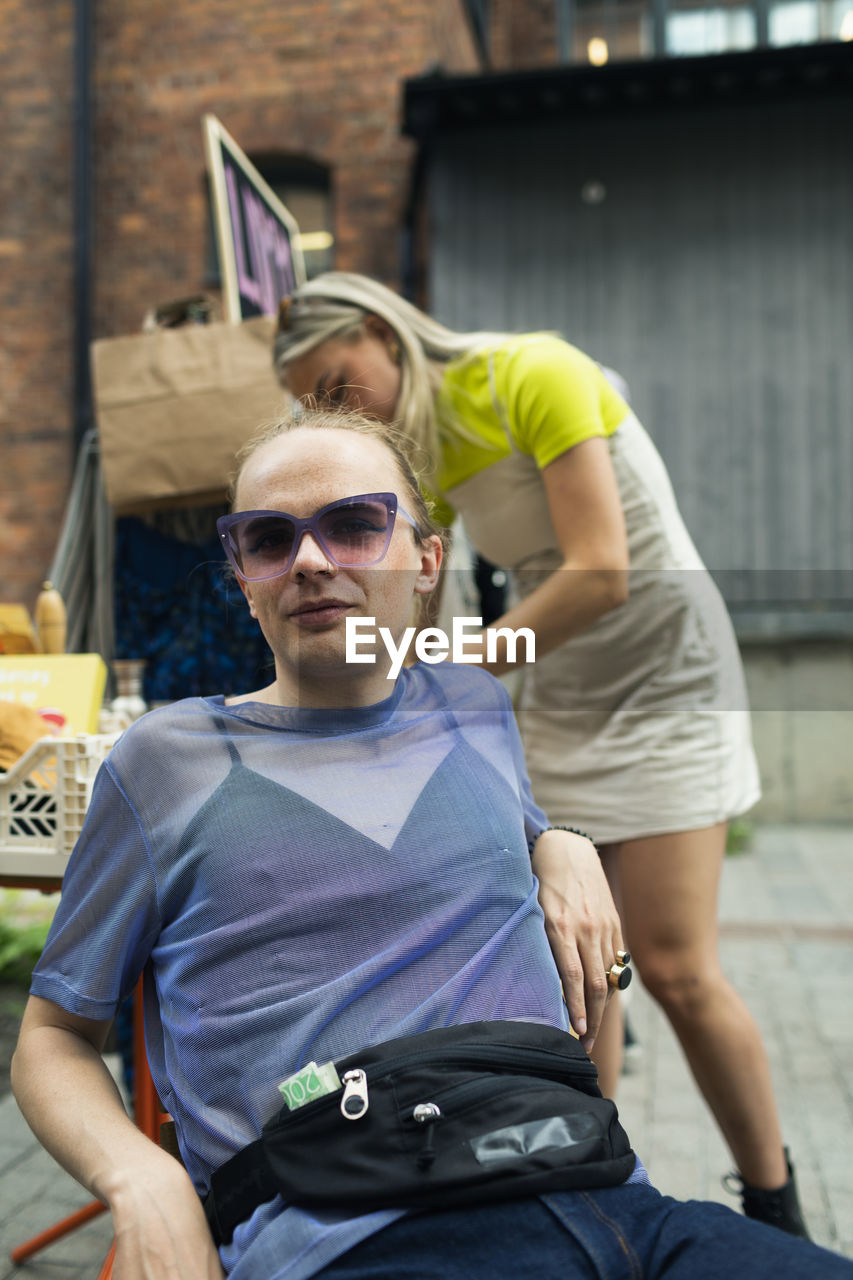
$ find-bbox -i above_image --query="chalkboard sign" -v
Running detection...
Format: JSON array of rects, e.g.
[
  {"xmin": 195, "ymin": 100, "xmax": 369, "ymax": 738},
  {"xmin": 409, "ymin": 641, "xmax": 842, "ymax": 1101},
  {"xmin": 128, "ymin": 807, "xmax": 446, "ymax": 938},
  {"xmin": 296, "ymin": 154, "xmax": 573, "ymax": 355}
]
[{"xmin": 204, "ymin": 115, "xmax": 306, "ymax": 323}]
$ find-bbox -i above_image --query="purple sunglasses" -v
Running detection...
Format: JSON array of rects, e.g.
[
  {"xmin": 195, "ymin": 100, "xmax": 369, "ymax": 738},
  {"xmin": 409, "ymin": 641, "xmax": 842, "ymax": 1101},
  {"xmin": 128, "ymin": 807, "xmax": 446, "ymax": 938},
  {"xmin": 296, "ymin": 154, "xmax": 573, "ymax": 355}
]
[{"xmin": 217, "ymin": 492, "xmax": 419, "ymax": 582}]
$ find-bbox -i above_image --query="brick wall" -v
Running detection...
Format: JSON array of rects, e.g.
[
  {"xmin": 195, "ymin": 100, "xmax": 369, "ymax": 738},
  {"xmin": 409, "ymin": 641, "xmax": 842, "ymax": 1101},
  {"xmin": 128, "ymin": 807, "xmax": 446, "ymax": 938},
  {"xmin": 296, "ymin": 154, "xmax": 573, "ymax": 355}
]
[
  {"xmin": 1, "ymin": 1, "xmax": 76, "ymax": 609},
  {"xmin": 489, "ymin": 0, "xmax": 558, "ymax": 70},
  {"xmin": 1, "ymin": 0, "xmax": 480, "ymax": 610},
  {"xmin": 91, "ymin": 0, "xmax": 481, "ymax": 336}
]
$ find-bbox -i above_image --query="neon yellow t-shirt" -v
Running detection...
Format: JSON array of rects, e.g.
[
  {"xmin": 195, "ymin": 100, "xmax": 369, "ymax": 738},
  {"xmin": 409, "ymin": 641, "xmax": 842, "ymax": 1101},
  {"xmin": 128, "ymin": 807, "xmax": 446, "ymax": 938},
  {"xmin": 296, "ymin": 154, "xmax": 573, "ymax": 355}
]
[{"xmin": 431, "ymin": 334, "xmax": 629, "ymax": 523}]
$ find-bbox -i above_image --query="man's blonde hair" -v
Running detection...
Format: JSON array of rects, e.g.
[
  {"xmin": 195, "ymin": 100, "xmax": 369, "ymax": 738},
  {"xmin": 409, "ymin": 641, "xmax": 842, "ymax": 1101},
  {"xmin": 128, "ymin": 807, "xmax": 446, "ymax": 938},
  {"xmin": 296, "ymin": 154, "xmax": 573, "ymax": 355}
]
[{"xmin": 230, "ymin": 405, "xmax": 447, "ymax": 556}]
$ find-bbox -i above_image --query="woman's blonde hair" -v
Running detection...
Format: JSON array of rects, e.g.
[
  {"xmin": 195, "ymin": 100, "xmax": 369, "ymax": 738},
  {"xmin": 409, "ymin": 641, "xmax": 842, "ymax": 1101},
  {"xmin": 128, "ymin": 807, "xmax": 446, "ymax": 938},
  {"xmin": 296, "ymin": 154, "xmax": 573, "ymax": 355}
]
[{"xmin": 272, "ymin": 273, "xmax": 511, "ymax": 482}]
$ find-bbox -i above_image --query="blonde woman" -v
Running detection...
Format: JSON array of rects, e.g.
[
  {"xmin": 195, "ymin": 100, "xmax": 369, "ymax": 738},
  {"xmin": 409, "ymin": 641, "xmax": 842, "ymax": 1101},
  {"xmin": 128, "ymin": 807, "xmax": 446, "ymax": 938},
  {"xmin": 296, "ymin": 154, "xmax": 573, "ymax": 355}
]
[{"xmin": 272, "ymin": 274, "xmax": 804, "ymax": 1236}]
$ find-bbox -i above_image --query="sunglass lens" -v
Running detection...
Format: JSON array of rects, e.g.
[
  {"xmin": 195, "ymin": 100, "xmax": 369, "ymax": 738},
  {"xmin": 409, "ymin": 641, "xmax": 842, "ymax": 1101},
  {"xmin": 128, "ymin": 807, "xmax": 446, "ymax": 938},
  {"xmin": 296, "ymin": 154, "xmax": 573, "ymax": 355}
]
[
  {"xmin": 232, "ymin": 515, "xmax": 296, "ymax": 578},
  {"xmin": 317, "ymin": 500, "xmax": 392, "ymax": 565}
]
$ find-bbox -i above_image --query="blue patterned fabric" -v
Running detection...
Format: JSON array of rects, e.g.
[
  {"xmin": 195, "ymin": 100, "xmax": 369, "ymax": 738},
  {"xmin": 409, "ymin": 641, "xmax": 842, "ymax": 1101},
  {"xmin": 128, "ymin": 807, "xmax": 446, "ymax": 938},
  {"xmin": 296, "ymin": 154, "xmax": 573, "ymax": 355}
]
[
  {"xmin": 33, "ymin": 662, "xmax": 637, "ymax": 1277},
  {"xmin": 114, "ymin": 516, "xmax": 273, "ymax": 701}
]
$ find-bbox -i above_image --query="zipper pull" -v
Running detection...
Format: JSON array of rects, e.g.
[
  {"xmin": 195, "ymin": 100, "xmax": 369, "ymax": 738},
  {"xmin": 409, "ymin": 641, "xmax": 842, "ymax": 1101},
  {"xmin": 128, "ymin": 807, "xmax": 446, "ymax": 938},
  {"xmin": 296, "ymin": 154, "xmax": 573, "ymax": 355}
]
[
  {"xmin": 340, "ymin": 1069, "xmax": 369, "ymax": 1120},
  {"xmin": 413, "ymin": 1101, "xmax": 442, "ymax": 1169}
]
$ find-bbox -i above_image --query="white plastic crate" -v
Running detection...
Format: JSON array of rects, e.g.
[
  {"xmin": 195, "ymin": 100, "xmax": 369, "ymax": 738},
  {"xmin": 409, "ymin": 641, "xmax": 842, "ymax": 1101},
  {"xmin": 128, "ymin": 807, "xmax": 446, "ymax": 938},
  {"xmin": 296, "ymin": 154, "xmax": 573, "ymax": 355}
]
[{"xmin": 0, "ymin": 734, "xmax": 118, "ymax": 880}]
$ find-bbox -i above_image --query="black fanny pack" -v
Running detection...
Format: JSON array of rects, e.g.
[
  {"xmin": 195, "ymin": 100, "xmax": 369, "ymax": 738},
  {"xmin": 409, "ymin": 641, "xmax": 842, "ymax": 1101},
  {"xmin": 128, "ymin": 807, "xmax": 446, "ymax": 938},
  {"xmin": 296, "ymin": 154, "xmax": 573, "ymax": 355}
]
[{"xmin": 204, "ymin": 1020, "xmax": 635, "ymax": 1245}]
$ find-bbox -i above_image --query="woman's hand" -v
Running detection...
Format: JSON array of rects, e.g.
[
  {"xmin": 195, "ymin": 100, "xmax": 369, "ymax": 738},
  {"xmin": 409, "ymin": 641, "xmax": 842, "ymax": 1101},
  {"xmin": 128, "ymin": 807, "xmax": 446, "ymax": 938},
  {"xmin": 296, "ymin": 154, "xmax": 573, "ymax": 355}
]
[
  {"xmin": 530, "ymin": 828, "xmax": 624, "ymax": 1053},
  {"xmin": 109, "ymin": 1156, "xmax": 224, "ymax": 1280}
]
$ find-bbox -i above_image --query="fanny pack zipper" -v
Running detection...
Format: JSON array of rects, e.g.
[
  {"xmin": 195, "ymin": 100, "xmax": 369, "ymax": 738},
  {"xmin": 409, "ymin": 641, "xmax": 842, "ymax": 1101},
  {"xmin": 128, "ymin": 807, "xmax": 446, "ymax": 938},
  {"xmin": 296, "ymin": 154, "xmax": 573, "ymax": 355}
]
[
  {"xmin": 344, "ymin": 1040, "xmax": 597, "ymax": 1086},
  {"xmin": 407, "ymin": 1070, "xmax": 560, "ymax": 1119},
  {"xmin": 272, "ymin": 1041, "xmax": 597, "ymax": 1130}
]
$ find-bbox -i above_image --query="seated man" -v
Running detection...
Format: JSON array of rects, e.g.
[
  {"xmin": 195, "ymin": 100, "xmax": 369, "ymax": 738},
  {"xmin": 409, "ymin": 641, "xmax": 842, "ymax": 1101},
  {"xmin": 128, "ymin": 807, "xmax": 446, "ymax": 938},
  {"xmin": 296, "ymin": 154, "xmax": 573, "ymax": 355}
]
[{"xmin": 13, "ymin": 410, "xmax": 850, "ymax": 1280}]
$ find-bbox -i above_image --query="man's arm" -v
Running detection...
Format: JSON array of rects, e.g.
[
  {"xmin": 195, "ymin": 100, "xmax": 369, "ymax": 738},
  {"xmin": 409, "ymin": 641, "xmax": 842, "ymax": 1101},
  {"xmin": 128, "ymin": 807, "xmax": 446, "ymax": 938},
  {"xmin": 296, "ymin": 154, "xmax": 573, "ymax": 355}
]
[
  {"xmin": 12, "ymin": 995, "xmax": 223, "ymax": 1280},
  {"xmin": 530, "ymin": 829, "xmax": 623, "ymax": 1054}
]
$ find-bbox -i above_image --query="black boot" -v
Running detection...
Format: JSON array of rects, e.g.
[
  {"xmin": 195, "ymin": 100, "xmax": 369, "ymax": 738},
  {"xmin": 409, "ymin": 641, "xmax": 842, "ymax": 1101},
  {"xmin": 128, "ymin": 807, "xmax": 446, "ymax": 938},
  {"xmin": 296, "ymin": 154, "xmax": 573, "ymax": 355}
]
[{"xmin": 724, "ymin": 1148, "xmax": 810, "ymax": 1239}]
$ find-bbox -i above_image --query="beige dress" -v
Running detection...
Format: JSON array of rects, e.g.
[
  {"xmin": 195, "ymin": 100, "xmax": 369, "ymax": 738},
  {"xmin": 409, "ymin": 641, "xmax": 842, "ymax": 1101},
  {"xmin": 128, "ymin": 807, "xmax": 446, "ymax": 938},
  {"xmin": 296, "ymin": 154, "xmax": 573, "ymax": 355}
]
[{"xmin": 446, "ymin": 410, "xmax": 761, "ymax": 844}]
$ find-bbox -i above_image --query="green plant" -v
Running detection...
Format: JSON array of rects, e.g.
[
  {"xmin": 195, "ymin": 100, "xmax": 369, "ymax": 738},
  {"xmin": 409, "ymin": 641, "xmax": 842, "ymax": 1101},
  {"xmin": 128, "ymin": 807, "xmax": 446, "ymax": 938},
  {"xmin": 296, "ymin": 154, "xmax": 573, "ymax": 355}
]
[
  {"xmin": 725, "ymin": 818, "xmax": 754, "ymax": 856},
  {"xmin": 0, "ymin": 916, "xmax": 52, "ymax": 987}
]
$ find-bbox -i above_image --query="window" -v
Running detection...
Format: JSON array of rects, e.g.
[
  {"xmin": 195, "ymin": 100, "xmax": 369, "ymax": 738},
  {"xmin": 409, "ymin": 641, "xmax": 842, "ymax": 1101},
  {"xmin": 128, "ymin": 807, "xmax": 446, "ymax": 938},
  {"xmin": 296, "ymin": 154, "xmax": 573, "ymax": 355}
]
[
  {"xmin": 666, "ymin": 4, "xmax": 757, "ymax": 54},
  {"xmin": 560, "ymin": 0, "xmax": 850, "ymax": 63},
  {"xmin": 252, "ymin": 156, "xmax": 334, "ymax": 280},
  {"xmin": 769, "ymin": 0, "xmax": 820, "ymax": 41},
  {"xmin": 573, "ymin": 0, "xmax": 655, "ymax": 63}
]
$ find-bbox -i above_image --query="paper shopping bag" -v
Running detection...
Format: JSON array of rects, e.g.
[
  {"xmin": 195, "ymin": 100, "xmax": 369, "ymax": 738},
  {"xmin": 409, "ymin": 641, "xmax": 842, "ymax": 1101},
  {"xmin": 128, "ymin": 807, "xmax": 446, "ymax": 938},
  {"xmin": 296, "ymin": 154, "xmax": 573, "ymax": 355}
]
[{"xmin": 92, "ymin": 316, "xmax": 285, "ymax": 514}]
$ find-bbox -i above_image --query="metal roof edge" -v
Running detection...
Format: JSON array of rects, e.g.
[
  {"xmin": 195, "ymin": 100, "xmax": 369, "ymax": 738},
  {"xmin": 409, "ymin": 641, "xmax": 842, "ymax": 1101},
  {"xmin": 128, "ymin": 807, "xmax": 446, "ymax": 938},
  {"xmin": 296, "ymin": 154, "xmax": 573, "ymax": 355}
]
[{"xmin": 403, "ymin": 41, "xmax": 853, "ymax": 137}]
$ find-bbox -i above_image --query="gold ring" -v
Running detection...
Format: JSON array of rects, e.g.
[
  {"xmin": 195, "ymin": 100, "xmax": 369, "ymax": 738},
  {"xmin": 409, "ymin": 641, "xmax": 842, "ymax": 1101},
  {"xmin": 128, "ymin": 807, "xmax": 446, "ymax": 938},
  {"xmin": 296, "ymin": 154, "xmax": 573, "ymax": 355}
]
[
  {"xmin": 607, "ymin": 961, "xmax": 633, "ymax": 991},
  {"xmin": 616, "ymin": 949, "xmax": 631, "ymax": 966}
]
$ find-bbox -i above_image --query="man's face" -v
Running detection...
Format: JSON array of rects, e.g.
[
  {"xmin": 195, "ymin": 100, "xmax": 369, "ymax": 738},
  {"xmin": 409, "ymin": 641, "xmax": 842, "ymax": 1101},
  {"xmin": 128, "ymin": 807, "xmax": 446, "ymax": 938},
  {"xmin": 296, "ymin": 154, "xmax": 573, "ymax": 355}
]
[{"xmin": 234, "ymin": 427, "xmax": 440, "ymax": 707}]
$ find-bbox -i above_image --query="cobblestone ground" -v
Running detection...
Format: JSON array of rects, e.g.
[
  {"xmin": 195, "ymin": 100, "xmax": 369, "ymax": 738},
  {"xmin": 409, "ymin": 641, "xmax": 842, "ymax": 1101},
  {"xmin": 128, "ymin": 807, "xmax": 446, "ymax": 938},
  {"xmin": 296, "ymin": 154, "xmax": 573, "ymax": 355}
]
[{"xmin": 617, "ymin": 823, "xmax": 853, "ymax": 1258}]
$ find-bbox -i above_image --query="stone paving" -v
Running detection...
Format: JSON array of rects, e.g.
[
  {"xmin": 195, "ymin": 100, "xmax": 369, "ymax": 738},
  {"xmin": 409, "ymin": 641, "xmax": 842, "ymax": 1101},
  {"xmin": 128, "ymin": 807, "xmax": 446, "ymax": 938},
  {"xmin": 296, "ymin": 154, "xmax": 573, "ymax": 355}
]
[
  {"xmin": 0, "ymin": 822, "xmax": 850, "ymax": 1276},
  {"xmin": 617, "ymin": 822, "xmax": 853, "ymax": 1258}
]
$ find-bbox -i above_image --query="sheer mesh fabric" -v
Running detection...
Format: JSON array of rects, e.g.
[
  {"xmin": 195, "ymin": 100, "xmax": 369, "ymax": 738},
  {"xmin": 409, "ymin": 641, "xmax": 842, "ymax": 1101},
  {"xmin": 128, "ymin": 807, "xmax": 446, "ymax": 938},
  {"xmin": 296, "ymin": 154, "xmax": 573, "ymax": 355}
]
[{"xmin": 32, "ymin": 664, "xmax": 585, "ymax": 1276}]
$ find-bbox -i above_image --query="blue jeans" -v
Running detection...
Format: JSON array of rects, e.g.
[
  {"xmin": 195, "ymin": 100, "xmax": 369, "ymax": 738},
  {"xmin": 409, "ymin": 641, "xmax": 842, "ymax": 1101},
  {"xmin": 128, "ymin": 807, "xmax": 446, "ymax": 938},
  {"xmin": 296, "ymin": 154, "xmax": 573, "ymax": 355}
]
[{"xmin": 314, "ymin": 1185, "xmax": 853, "ymax": 1279}]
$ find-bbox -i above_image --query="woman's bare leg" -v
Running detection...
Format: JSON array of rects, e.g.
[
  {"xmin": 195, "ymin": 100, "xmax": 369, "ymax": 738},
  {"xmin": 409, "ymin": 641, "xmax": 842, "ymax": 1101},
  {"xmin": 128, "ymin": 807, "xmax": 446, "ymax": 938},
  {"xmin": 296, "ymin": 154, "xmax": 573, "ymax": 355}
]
[
  {"xmin": 615, "ymin": 822, "xmax": 787, "ymax": 1187},
  {"xmin": 590, "ymin": 990, "xmax": 623, "ymax": 1099},
  {"xmin": 589, "ymin": 844, "xmax": 624, "ymax": 1098}
]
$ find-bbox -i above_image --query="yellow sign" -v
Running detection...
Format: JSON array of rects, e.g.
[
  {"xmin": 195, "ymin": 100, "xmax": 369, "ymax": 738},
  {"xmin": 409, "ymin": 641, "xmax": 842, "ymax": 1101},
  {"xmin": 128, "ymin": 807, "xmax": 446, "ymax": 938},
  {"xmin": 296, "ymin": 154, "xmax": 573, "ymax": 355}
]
[{"xmin": 0, "ymin": 655, "xmax": 107, "ymax": 734}]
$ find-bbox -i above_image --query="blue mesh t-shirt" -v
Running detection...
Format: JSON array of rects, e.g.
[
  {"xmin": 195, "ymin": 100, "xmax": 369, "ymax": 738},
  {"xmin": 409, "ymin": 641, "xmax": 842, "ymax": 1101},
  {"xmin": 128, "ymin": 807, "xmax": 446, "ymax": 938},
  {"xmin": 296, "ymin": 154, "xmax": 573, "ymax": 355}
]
[{"xmin": 31, "ymin": 662, "xmax": 624, "ymax": 1277}]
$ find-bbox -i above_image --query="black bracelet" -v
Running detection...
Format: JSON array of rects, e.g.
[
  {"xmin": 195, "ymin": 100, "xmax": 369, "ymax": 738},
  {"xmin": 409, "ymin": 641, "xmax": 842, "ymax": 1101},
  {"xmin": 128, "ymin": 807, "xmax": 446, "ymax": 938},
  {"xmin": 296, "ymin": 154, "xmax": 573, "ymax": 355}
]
[{"xmin": 528, "ymin": 825, "xmax": 599, "ymax": 854}]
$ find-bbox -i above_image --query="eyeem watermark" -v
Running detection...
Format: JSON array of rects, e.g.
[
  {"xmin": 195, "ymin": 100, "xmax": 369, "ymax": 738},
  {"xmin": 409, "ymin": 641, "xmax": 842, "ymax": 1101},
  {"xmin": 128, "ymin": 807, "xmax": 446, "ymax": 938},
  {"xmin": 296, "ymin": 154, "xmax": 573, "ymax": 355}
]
[{"xmin": 345, "ymin": 616, "xmax": 535, "ymax": 679}]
